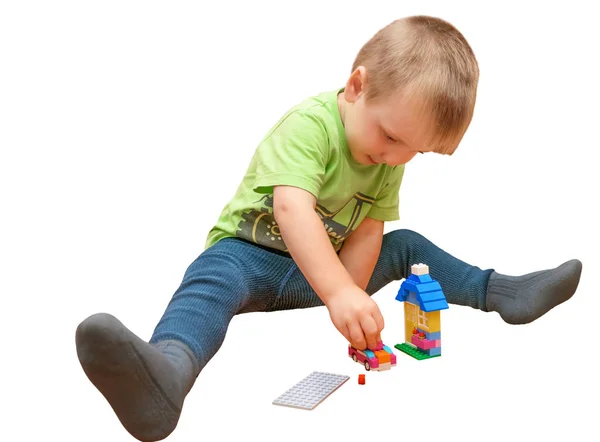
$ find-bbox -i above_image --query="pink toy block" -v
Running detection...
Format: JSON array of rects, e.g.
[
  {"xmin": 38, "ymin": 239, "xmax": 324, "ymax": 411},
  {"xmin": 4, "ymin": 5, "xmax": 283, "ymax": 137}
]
[
  {"xmin": 372, "ymin": 341, "xmax": 384, "ymax": 351},
  {"xmin": 411, "ymin": 334, "xmax": 437, "ymax": 350},
  {"xmin": 369, "ymin": 358, "xmax": 380, "ymax": 369}
]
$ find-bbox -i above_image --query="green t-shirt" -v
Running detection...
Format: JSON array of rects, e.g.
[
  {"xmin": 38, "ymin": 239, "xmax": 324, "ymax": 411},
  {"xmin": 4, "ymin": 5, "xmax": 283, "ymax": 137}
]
[{"xmin": 205, "ymin": 88, "xmax": 405, "ymax": 253}]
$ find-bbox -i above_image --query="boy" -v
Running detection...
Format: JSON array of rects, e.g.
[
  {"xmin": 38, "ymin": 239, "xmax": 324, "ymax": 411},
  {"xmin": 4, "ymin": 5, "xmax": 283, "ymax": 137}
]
[{"xmin": 75, "ymin": 16, "xmax": 582, "ymax": 442}]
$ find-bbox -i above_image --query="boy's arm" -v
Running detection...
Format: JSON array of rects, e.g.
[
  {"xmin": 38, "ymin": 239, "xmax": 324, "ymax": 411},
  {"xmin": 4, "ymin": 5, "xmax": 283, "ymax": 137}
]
[
  {"xmin": 273, "ymin": 185, "xmax": 384, "ymax": 350},
  {"xmin": 273, "ymin": 185, "xmax": 355, "ymax": 301},
  {"xmin": 338, "ymin": 217, "xmax": 383, "ymax": 291}
]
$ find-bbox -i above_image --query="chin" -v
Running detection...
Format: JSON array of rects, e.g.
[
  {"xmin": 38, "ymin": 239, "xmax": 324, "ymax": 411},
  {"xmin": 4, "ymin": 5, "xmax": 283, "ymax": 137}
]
[
  {"xmin": 364, "ymin": 155, "xmax": 378, "ymax": 165},
  {"xmin": 354, "ymin": 155, "xmax": 373, "ymax": 165}
]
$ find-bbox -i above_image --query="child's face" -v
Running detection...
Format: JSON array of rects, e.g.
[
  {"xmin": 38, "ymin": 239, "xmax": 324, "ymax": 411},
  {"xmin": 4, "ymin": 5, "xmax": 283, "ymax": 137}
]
[{"xmin": 339, "ymin": 68, "xmax": 434, "ymax": 166}]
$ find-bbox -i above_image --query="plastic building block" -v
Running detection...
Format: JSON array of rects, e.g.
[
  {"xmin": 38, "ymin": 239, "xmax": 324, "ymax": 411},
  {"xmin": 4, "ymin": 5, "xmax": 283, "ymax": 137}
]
[
  {"xmin": 348, "ymin": 343, "xmax": 397, "ymax": 371},
  {"xmin": 411, "ymin": 263, "xmax": 430, "ymax": 275},
  {"xmin": 424, "ymin": 331, "xmax": 441, "ymax": 340},
  {"xmin": 411, "ymin": 334, "xmax": 437, "ymax": 350},
  {"xmin": 371, "ymin": 341, "xmax": 384, "ymax": 351},
  {"xmin": 358, "ymin": 374, "xmax": 365, "ymax": 385},
  {"xmin": 395, "ymin": 263, "xmax": 447, "ymax": 360},
  {"xmin": 272, "ymin": 371, "xmax": 349, "ymax": 410},
  {"xmin": 394, "ymin": 342, "xmax": 440, "ymax": 360},
  {"xmin": 396, "ymin": 263, "xmax": 449, "ymax": 312}
]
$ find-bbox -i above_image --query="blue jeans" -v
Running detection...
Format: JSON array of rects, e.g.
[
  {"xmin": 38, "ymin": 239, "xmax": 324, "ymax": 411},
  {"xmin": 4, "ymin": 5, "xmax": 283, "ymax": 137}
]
[{"xmin": 149, "ymin": 229, "xmax": 493, "ymax": 368}]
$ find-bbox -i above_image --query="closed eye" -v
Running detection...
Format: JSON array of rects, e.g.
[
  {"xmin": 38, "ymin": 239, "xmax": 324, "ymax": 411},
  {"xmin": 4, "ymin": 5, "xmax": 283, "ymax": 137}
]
[{"xmin": 382, "ymin": 130, "xmax": 397, "ymax": 143}]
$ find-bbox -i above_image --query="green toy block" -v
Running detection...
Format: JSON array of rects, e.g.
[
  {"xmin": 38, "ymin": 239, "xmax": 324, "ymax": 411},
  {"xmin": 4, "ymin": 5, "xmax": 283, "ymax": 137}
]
[{"xmin": 394, "ymin": 343, "xmax": 440, "ymax": 360}]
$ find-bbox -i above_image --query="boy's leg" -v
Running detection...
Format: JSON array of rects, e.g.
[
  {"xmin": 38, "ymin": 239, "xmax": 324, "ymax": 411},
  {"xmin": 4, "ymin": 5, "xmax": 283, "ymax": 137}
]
[
  {"xmin": 76, "ymin": 238, "xmax": 295, "ymax": 442},
  {"xmin": 367, "ymin": 229, "xmax": 492, "ymax": 309},
  {"xmin": 270, "ymin": 229, "xmax": 490, "ymax": 312},
  {"xmin": 272, "ymin": 229, "xmax": 582, "ymax": 325},
  {"xmin": 366, "ymin": 229, "xmax": 582, "ymax": 324}
]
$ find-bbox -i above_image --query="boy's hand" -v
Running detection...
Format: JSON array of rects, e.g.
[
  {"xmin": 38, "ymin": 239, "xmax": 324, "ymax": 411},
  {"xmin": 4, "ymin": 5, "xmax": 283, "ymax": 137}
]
[{"xmin": 325, "ymin": 284, "xmax": 384, "ymax": 350}]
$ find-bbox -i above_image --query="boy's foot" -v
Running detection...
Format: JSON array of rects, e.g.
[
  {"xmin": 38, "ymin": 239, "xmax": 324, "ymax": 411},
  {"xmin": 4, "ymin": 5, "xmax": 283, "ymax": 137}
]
[
  {"xmin": 75, "ymin": 313, "xmax": 199, "ymax": 442},
  {"xmin": 486, "ymin": 259, "xmax": 582, "ymax": 324}
]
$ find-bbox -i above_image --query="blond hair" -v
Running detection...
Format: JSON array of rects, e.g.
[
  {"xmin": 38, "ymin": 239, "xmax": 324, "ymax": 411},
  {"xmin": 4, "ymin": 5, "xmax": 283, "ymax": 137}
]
[{"xmin": 352, "ymin": 16, "xmax": 479, "ymax": 154}]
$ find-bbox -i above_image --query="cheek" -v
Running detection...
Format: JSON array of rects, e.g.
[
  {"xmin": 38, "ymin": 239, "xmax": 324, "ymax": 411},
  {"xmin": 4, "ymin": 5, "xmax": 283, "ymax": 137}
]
[
  {"xmin": 390, "ymin": 150, "xmax": 418, "ymax": 165},
  {"xmin": 360, "ymin": 122, "xmax": 381, "ymax": 152}
]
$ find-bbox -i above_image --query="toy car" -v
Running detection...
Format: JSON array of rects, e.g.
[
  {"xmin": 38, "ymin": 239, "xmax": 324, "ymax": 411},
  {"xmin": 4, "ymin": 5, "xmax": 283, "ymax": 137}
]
[{"xmin": 348, "ymin": 342, "xmax": 397, "ymax": 371}]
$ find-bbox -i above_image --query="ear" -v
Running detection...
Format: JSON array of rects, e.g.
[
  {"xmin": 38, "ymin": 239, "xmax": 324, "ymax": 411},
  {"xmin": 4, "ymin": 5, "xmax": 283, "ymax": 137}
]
[{"xmin": 344, "ymin": 66, "xmax": 367, "ymax": 103}]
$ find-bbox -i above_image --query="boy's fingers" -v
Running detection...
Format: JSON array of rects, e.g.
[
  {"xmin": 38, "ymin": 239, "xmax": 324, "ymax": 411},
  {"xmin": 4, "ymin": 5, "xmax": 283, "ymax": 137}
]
[
  {"xmin": 361, "ymin": 316, "xmax": 379, "ymax": 350},
  {"xmin": 375, "ymin": 335, "xmax": 383, "ymax": 350},
  {"xmin": 348, "ymin": 321, "xmax": 366, "ymax": 350},
  {"xmin": 367, "ymin": 302, "xmax": 384, "ymax": 332},
  {"xmin": 340, "ymin": 324, "xmax": 352, "ymax": 345},
  {"xmin": 374, "ymin": 309, "xmax": 385, "ymax": 333}
]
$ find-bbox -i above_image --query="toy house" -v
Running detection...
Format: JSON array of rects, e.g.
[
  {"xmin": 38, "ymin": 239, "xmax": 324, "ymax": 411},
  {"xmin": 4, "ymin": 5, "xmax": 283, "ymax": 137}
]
[{"xmin": 394, "ymin": 263, "xmax": 448, "ymax": 360}]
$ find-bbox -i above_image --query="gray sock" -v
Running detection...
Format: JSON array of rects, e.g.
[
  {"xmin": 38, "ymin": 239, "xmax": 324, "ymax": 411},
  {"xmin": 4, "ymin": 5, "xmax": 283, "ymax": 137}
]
[
  {"xmin": 486, "ymin": 259, "xmax": 582, "ymax": 324},
  {"xmin": 75, "ymin": 313, "xmax": 200, "ymax": 442}
]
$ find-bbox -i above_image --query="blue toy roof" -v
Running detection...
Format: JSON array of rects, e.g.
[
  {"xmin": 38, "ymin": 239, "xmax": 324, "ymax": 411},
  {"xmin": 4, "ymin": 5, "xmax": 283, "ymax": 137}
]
[{"xmin": 396, "ymin": 273, "xmax": 449, "ymax": 312}]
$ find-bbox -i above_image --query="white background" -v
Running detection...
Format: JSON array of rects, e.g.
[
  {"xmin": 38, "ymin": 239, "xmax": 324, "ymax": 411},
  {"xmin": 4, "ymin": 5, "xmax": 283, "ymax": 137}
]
[{"xmin": 1, "ymin": 1, "xmax": 599, "ymax": 441}]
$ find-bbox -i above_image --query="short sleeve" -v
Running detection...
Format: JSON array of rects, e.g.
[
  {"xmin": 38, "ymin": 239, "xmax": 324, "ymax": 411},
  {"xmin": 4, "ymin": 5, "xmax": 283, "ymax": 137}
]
[
  {"xmin": 253, "ymin": 111, "xmax": 329, "ymax": 198},
  {"xmin": 367, "ymin": 165, "xmax": 405, "ymax": 221}
]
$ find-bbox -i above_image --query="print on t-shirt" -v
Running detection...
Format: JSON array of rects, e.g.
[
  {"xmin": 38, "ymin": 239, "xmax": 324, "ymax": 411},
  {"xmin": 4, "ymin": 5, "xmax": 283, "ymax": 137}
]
[{"xmin": 235, "ymin": 192, "xmax": 375, "ymax": 252}]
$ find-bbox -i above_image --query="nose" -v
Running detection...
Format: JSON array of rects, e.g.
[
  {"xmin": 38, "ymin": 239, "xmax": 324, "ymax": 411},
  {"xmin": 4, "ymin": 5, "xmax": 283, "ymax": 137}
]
[{"xmin": 379, "ymin": 151, "xmax": 389, "ymax": 164}]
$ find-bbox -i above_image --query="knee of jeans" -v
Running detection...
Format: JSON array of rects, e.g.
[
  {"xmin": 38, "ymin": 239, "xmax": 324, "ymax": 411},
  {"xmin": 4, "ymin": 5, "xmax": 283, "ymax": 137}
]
[
  {"xmin": 179, "ymin": 250, "xmax": 250, "ymax": 311},
  {"xmin": 385, "ymin": 228, "xmax": 424, "ymax": 247},
  {"xmin": 268, "ymin": 268, "xmax": 324, "ymax": 312}
]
